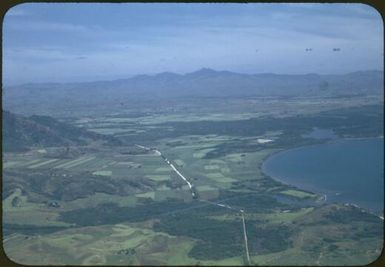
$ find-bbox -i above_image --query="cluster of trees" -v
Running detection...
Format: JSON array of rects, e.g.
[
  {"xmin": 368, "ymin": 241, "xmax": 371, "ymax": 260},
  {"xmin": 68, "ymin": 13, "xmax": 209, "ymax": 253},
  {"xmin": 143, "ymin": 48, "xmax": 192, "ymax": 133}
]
[
  {"xmin": 3, "ymin": 111, "xmax": 123, "ymax": 152},
  {"xmin": 121, "ymin": 104, "xmax": 383, "ymax": 149},
  {"xmin": 216, "ymin": 191, "xmax": 287, "ymax": 212},
  {"xmin": 325, "ymin": 207, "xmax": 381, "ymax": 224},
  {"xmin": 4, "ymin": 169, "xmax": 157, "ymax": 202},
  {"xmin": 3, "ymin": 223, "xmax": 69, "ymax": 236},
  {"xmin": 153, "ymin": 214, "xmax": 244, "ymax": 260},
  {"xmin": 59, "ymin": 200, "xmax": 199, "ymax": 226},
  {"xmin": 154, "ymin": 211, "xmax": 294, "ymax": 260},
  {"xmin": 247, "ymin": 224, "xmax": 293, "ymax": 254}
]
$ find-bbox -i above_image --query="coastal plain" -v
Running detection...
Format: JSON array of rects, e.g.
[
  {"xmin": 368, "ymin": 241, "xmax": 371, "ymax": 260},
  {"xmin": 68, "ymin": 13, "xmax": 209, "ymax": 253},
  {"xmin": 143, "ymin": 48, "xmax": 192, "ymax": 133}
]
[{"xmin": 3, "ymin": 92, "xmax": 384, "ymax": 265}]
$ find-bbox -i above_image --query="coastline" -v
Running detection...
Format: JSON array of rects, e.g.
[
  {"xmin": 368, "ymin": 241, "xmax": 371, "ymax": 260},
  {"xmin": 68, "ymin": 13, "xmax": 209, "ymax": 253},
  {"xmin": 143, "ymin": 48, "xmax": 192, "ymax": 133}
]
[
  {"xmin": 259, "ymin": 147, "xmax": 326, "ymax": 203},
  {"xmin": 262, "ymin": 136, "xmax": 384, "ymax": 166},
  {"xmin": 259, "ymin": 136, "xmax": 384, "ymax": 217}
]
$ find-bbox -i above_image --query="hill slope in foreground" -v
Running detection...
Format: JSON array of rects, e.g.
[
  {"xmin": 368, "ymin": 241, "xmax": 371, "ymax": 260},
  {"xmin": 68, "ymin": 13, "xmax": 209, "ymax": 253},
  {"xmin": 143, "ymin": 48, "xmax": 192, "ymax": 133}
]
[{"xmin": 2, "ymin": 111, "xmax": 121, "ymax": 152}]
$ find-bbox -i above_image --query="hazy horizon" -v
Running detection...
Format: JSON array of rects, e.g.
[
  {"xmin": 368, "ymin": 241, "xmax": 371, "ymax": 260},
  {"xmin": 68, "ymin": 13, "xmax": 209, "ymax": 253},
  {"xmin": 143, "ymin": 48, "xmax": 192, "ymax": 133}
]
[
  {"xmin": 5, "ymin": 67, "xmax": 384, "ymax": 87},
  {"xmin": 3, "ymin": 4, "xmax": 384, "ymax": 265},
  {"xmin": 3, "ymin": 3, "xmax": 384, "ymax": 85}
]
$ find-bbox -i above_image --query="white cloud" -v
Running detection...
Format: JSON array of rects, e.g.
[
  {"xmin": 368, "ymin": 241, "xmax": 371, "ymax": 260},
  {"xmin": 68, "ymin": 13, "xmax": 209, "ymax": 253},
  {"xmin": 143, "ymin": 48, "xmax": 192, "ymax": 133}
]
[{"xmin": 2, "ymin": 3, "xmax": 383, "ymax": 84}]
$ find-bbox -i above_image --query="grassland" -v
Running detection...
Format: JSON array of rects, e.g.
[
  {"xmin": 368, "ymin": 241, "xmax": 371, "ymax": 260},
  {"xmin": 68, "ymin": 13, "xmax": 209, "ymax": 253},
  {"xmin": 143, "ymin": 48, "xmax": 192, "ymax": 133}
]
[
  {"xmin": 3, "ymin": 99, "xmax": 383, "ymax": 265},
  {"xmin": 280, "ymin": 189, "xmax": 318, "ymax": 199},
  {"xmin": 3, "ymin": 223, "xmax": 199, "ymax": 265}
]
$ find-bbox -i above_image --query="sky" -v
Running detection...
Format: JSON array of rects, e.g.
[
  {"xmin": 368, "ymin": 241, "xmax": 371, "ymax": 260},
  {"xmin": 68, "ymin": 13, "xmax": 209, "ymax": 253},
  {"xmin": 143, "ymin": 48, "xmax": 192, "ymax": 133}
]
[{"xmin": 2, "ymin": 3, "xmax": 384, "ymax": 85}]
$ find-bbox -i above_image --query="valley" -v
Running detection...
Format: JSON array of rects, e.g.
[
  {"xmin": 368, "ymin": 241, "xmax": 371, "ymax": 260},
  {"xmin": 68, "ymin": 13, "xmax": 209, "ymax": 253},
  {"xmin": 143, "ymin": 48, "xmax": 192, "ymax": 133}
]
[
  {"xmin": 2, "ymin": 91, "xmax": 384, "ymax": 265},
  {"xmin": 3, "ymin": 3, "xmax": 384, "ymax": 265}
]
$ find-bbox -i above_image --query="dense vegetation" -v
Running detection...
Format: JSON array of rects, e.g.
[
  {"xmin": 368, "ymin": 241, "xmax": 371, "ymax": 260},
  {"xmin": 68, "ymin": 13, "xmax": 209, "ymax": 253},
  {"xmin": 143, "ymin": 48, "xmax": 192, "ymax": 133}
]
[
  {"xmin": 325, "ymin": 207, "xmax": 383, "ymax": 224},
  {"xmin": 153, "ymin": 212, "xmax": 294, "ymax": 260},
  {"xmin": 2, "ymin": 111, "xmax": 122, "ymax": 152},
  {"xmin": 3, "ymin": 169, "xmax": 156, "ymax": 201},
  {"xmin": 59, "ymin": 200, "xmax": 199, "ymax": 226},
  {"xmin": 3, "ymin": 92, "xmax": 383, "ymax": 265},
  {"xmin": 3, "ymin": 224, "xmax": 70, "ymax": 236},
  {"xmin": 154, "ymin": 214, "xmax": 245, "ymax": 259},
  {"xmin": 120, "ymin": 104, "xmax": 383, "ymax": 147},
  {"xmin": 216, "ymin": 191, "xmax": 288, "ymax": 212}
]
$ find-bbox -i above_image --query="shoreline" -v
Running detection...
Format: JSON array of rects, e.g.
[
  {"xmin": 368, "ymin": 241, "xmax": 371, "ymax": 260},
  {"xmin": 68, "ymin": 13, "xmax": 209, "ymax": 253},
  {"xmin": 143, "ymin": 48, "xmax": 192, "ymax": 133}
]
[
  {"xmin": 262, "ymin": 136, "xmax": 383, "ymax": 166},
  {"xmin": 259, "ymin": 136, "xmax": 384, "ymax": 217}
]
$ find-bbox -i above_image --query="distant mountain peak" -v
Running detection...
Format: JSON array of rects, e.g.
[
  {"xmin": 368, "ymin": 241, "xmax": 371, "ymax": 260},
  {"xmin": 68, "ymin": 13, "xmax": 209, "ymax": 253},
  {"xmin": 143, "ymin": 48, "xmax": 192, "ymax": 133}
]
[
  {"xmin": 155, "ymin": 71, "xmax": 181, "ymax": 78},
  {"xmin": 185, "ymin": 68, "xmax": 219, "ymax": 76}
]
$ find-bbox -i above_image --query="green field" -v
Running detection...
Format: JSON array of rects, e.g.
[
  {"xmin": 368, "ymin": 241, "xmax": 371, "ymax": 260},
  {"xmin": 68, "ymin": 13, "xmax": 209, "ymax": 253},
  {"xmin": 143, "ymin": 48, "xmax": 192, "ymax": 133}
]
[
  {"xmin": 280, "ymin": 189, "xmax": 318, "ymax": 199},
  {"xmin": 3, "ymin": 99, "xmax": 383, "ymax": 265}
]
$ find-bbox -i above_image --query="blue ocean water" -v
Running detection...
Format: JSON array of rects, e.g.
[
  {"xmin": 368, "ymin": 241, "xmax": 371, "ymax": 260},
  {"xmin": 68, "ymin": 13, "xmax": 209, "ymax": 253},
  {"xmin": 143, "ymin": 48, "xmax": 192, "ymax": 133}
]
[{"xmin": 262, "ymin": 138, "xmax": 384, "ymax": 213}]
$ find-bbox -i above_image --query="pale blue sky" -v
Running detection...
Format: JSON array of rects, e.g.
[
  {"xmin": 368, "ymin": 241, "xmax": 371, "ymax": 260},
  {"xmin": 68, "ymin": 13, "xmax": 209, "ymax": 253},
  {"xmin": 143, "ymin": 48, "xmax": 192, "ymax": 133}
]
[{"xmin": 2, "ymin": 3, "xmax": 383, "ymax": 85}]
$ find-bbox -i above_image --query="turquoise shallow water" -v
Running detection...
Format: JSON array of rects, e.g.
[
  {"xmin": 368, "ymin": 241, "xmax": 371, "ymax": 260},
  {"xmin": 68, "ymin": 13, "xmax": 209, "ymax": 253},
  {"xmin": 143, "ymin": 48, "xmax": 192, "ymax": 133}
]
[{"xmin": 262, "ymin": 138, "xmax": 384, "ymax": 213}]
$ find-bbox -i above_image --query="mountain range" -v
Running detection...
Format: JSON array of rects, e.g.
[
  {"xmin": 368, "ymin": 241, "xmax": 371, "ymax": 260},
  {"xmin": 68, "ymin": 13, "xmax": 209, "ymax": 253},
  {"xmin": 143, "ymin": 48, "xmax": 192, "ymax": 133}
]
[
  {"xmin": 6, "ymin": 68, "xmax": 384, "ymax": 96},
  {"xmin": 3, "ymin": 69, "xmax": 383, "ymax": 115}
]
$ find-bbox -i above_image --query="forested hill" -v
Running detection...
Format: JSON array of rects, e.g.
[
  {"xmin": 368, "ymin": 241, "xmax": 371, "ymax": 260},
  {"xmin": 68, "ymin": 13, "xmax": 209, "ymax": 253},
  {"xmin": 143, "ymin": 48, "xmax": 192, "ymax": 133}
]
[{"xmin": 2, "ymin": 111, "xmax": 121, "ymax": 152}]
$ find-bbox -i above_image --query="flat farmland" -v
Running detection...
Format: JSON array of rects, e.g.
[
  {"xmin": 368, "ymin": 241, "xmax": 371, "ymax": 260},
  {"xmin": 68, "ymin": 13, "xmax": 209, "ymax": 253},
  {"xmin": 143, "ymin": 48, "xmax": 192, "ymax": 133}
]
[{"xmin": 3, "ymin": 99, "xmax": 383, "ymax": 265}]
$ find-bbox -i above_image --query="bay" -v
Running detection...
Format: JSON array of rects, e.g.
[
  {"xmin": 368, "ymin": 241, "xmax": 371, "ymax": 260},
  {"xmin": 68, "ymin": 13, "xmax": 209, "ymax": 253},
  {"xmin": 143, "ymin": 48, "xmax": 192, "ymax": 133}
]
[{"xmin": 262, "ymin": 138, "xmax": 384, "ymax": 213}]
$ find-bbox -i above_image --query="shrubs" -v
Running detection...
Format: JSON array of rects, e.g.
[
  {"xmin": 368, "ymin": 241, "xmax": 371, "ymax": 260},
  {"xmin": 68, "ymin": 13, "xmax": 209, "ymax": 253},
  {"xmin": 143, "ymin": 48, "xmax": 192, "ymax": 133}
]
[{"xmin": 154, "ymin": 214, "xmax": 244, "ymax": 260}]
